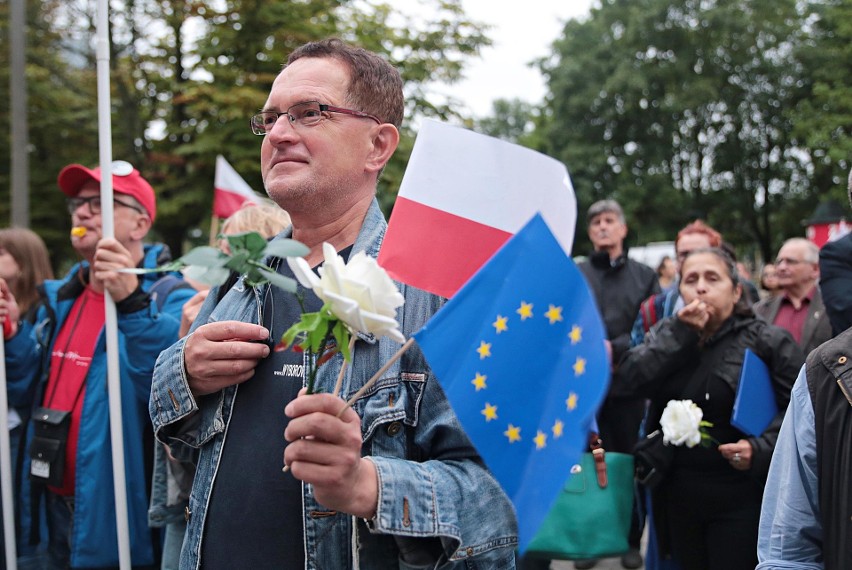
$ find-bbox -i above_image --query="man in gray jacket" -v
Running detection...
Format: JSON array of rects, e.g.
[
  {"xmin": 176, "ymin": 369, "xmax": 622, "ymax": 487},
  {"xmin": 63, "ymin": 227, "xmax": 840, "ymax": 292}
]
[{"xmin": 753, "ymin": 237, "xmax": 832, "ymax": 356}]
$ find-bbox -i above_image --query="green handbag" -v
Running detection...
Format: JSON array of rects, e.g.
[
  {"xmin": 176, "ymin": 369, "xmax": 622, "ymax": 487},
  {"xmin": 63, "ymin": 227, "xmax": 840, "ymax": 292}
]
[{"xmin": 526, "ymin": 439, "xmax": 634, "ymax": 560}]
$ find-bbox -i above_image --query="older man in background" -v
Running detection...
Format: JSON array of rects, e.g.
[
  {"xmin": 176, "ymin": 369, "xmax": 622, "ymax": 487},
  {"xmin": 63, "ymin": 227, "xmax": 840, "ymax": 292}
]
[{"xmin": 754, "ymin": 237, "xmax": 832, "ymax": 355}]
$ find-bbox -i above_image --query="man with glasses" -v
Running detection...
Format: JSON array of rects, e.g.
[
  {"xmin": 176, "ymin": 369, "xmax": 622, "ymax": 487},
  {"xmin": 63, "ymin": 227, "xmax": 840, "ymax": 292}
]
[
  {"xmin": 151, "ymin": 38, "xmax": 518, "ymax": 568},
  {"xmin": 2, "ymin": 161, "xmax": 195, "ymax": 569},
  {"xmin": 754, "ymin": 237, "xmax": 832, "ymax": 355},
  {"xmin": 573, "ymin": 199, "xmax": 659, "ymax": 570}
]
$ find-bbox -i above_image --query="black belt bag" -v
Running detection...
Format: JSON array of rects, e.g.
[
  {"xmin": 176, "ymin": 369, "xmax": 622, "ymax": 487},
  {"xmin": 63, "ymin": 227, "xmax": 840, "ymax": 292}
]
[{"xmin": 29, "ymin": 407, "xmax": 71, "ymax": 487}]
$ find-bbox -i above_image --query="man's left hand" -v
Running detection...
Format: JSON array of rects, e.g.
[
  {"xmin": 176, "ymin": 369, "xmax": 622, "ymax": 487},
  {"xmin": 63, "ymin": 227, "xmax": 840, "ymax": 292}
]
[
  {"xmin": 284, "ymin": 390, "xmax": 378, "ymax": 519},
  {"xmin": 92, "ymin": 237, "xmax": 140, "ymax": 302}
]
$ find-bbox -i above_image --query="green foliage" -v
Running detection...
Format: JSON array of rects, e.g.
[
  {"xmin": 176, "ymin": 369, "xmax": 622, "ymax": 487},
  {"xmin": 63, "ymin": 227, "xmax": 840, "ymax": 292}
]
[
  {"xmin": 0, "ymin": 0, "xmax": 490, "ymax": 267},
  {"xmin": 524, "ymin": 0, "xmax": 851, "ymax": 261},
  {"xmin": 130, "ymin": 230, "xmax": 308, "ymax": 291}
]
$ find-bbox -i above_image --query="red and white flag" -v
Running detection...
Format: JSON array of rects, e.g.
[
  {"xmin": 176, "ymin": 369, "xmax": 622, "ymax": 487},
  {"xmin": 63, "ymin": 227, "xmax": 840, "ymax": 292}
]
[
  {"xmin": 213, "ymin": 155, "xmax": 264, "ymax": 218},
  {"xmin": 378, "ymin": 119, "xmax": 576, "ymax": 298}
]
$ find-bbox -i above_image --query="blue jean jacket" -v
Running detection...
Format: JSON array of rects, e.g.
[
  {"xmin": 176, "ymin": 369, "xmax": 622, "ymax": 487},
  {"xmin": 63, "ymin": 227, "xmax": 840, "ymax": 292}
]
[{"xmin": 150, "ymin": 199, "xmax": 518, "ymax": 569}]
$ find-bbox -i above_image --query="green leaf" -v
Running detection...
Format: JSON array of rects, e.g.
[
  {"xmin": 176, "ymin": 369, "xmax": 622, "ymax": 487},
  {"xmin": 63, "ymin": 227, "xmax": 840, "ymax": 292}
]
[
  {"xmin": 226, "ymin": 231, "xmax": 268, "ymax": 256},
  {"xmin": 256, "ymin": 266, "xmax": 298, "ymax": 293},
  {"xmin": 184, "ymin": 265, "xmax": 232, "ymax": 286},
  {"xmin": 263, "ymin": 239, "xmax": 310, "ymax": 259},
  {"xmin": 333, "ymin": 319, "xmax": 352, "ymax": 361},
  {"xmin": 180, "ymin": 247, "xmax": 226, "ymax": 268},
  {"xmin": 224, "ymin": 251, "xmax": 251, "ymax": 271}
]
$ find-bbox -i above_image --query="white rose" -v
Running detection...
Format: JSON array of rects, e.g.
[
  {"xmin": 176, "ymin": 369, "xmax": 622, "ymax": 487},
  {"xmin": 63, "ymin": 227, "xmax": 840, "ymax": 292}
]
[
  {"xmin": 659, "ymin": 399, "xmax": 704, "ymax": 448},
  {"xmin": 288, "ymin": 243, "xmax": 406, "ymax": 343}
]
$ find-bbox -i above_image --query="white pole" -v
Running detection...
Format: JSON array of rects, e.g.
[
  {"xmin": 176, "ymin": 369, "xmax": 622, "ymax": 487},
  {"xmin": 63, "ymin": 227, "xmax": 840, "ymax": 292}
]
[
  {"xmin": 95, "ymin": 0, "xmax": 131, "ymax": 567},
  {"xmin": 0, "ymin": 337, "xmax": 18, "ymax": 570}
]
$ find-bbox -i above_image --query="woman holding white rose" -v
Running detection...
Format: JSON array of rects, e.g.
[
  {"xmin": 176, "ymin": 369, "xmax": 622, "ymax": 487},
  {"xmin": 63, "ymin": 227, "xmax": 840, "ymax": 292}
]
[{"xmin": 613, "ymin": 248, "xmax": 803, "ymax": 570}]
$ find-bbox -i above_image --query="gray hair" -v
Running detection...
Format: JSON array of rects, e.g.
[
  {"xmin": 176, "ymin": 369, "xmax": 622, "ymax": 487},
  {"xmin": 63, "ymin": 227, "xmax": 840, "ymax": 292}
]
[
  {"xmin": 782, "ymin": 237, "xmax": 819, "ymax": 264},
  {"xmin": 587, "ymin": 199, "xmax": 625, "ymax": 224}
]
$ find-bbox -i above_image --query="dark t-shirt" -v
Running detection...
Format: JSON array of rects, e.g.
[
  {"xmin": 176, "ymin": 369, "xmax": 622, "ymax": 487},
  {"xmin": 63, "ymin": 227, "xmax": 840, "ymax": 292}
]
[{"xmin": 201, "ymin": 259, "xmax": 322, "ymax": 569}]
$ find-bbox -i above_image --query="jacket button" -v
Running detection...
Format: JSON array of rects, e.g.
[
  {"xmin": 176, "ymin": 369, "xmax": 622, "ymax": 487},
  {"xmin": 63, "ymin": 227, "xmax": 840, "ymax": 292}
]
[
  {"xmin": 466, "ymin": 547, "xmax": 474, "ymax": 557},
  {"xmin": 184, "ymin": 506, "xmax": 191, "ymax": 522},
  {"xmin": 386, "ymin": 422, "xmax": 402, "ymax": 436},
  {"xmin": 840, "ymin": 356, "xmax": 848, "ymax": 365}
]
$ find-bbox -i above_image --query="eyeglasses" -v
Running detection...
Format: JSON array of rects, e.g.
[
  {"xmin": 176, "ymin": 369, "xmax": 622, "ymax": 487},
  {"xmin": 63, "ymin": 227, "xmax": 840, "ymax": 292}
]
[
  {"xmin": 775, "ymin": 257, "xmax": 806, "ymax": 267},
  {"xmin": 67, "ymin": 196, "xmax": 144, "ymax": 216},
  {"xmin": 250, "ymin": 101, "xmax": 381, "ymax": 135}
]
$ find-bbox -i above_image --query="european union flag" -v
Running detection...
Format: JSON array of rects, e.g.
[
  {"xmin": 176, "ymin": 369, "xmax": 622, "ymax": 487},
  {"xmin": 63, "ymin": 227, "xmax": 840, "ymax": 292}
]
[{"xmin": 413, "ymin": 213, "xmax": 609, "ymax": 552}]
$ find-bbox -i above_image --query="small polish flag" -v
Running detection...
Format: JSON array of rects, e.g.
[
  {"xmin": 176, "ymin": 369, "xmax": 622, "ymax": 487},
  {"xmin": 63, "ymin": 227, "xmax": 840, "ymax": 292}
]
[
  {"xmin": 213, "ymin": 155, "xmax": 264, "ymax": 218},
  {"xmin": 378, "ymin": 119, "xmax": 576, "ymax": 298}
]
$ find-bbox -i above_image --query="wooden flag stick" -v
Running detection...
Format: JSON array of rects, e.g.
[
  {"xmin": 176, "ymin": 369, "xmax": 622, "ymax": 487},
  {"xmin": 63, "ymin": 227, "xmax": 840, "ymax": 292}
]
[
  {"xmin": 332, "ymin": 335, "xmax": 358, "ymax": 397},
  {"xmin": 336, "ymin": 338, "xmax": 415, "ymax": 418},
  {"xmin": 208, "ymin": 214, "xmax": 220, "ymax": 246}
]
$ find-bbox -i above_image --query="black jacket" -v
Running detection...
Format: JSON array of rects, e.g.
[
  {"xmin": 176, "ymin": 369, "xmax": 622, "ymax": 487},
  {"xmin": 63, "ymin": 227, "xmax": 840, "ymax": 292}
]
[
  {"xmin": 614, "ymin": 313, "xmax": 803, "ymax": 558},
  {"xmin": 614, "ymin": 313, "xmax": 803, "ymax": 482},
  {"xmin": 806, "ymin": 327, "xmax": 852, "ymax": 570},
  {"xmin": 819, "ymin": 233, "xmax": 852, "ymax": 336},
  {"xmin": 579, "ymin": 251, "xmax": 659, "ymax": 370}
]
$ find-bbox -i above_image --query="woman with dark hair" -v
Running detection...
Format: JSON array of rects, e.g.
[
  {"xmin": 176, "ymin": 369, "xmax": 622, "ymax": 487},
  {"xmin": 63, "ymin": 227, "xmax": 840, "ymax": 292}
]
[{"xmin": 613, "ymin": 248, "xmax": 803, "ymax": 570}]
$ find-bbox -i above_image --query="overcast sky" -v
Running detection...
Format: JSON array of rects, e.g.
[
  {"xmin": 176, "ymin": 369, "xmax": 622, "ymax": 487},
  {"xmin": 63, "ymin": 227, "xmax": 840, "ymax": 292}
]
[{"xmin": 424, "ymin": 0, "xmax": 596, "ymax": 117}]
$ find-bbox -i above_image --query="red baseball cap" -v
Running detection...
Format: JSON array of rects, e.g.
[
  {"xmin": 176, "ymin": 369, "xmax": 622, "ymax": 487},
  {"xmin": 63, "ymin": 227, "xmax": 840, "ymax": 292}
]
[{"xmin": 58, "ymin": 160, "xmax": 157, "ymax": 221}]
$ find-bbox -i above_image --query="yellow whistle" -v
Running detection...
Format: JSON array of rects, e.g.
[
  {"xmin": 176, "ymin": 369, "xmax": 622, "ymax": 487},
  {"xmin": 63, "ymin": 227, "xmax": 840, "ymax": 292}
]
[{"xmin": 70, "ymin": 226, "xmax": 87, "ymax": 238}]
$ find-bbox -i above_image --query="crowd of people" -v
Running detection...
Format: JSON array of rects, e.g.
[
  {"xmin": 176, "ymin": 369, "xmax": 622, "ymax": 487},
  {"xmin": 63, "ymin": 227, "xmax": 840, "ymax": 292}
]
[{"xmin": 0, "ymin": 37, "xmax": 849, "ymax": 570}]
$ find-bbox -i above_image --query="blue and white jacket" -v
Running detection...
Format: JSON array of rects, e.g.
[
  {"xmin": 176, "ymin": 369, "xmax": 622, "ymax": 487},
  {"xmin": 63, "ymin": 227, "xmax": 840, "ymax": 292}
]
[{"xmin": 5, "ymin": 244, "xmax": 195, "ymax": 568}]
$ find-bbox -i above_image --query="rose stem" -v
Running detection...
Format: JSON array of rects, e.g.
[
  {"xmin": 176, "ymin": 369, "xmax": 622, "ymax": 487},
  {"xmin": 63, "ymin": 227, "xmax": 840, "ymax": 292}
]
[
  {"xmin": 336, "ymin": 338, "xmax": 415, "ymax": 418},
  {"xmin": 283, "ymin": 337, "xmax": 415, "ymax": 474},
  {"xmin": 332, "ymin": 335, "xmax": 357, "ymax": 397}
]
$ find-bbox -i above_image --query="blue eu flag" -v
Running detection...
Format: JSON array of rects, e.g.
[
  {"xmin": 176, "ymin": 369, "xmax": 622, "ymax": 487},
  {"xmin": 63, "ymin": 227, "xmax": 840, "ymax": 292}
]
[{"xmin": 413, "ymin": 213, "xmax": 609, "ymax": 552}]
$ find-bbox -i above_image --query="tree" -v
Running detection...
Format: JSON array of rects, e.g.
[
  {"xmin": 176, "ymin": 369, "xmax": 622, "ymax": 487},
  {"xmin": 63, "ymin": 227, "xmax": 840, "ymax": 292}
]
[
  {"xmin": 1, "ymin": 0, "xmax": 491, "ymax": 262},
  {"xmin": 472, "ymin": 98, "xmax": 538, "ymax": 144},
  {"xmin": 533, "ymin": 0, "xmax": 844, "ymax": 260}
]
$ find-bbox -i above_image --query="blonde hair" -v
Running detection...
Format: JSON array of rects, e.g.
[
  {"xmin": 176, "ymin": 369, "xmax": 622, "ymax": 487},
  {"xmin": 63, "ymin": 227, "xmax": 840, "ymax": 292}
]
[
  {"xmin": 221, "ymin": 201, "xmax": 291, "ymax": 241},
  {"xmin": 0, "ymin": 228, "xmax": 55, "ymax": 313}
]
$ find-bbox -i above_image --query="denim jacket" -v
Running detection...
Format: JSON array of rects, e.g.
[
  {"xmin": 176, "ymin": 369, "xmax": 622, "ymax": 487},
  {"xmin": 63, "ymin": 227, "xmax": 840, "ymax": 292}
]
[{"xmin": 150, "ymin": 199, "xmax": 518, "ymax": 569}]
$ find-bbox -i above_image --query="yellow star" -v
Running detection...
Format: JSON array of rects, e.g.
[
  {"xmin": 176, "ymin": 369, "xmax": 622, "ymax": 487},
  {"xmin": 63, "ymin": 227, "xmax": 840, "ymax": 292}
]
[
  {"xmin": 481, "ymin": 403, "xmax": 498, "ymax": 422},
  {"xmin": 504, "ymin": 424, "xmax": 521, "ymax": 443},
  {"xmin": 493, "ymin": 315, "xmax": 508, "ymax": 334},
  {"xmin": 573, "ymin": 357, "xmax": 586, "ymax": 376},
  {"xmin": 517, "ymin": 301, "xmax": 533, "ymax": 320},
  {"xmin": 569, "ymin": 325, "xmax": 582, "ymax": 344},
  {"xmin": 552, "ymin": 419, "xmax": 564, "ymax": 438},
  {"xmin": 545, "ymin": 305, "xmax": 563, "ymax": 324},
  {"xmin": 566, "ymin": 392, "xmax": 578, "ymax": 411},
  {"xmin": 476, "ymin": 341, "xmax": 492, "ymax": 359},
  {"xmin": 534, "ymin": 430, "xmax": 547, "ymax": 450},
  {"xmin": 471, "ymin": 372, "xmax": 487, "ymax": 391}
]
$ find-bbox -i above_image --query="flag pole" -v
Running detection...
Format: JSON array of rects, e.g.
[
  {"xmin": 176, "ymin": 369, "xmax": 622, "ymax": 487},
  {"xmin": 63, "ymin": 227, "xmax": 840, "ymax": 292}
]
[
  {"xmin": 95, "ymin": 0, "xmax": 131, "ymax": 567},
  {"xmin": 209, "ymin": 214, "xmax": 220, "ymax": 246},
  {"xmin": 0, "ymin": 337, "xmax": 17, "ymax": 570}
]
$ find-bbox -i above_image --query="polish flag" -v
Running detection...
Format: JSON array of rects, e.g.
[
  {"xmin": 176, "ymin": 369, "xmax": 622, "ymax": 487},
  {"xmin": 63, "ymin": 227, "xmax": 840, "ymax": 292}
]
[
  {"xmin": 213, "ymin": 155, "xmax": 264, "ymax": 218},
  {"xmin": 378, "ymin": 119, "xmax": 576, "ymax": 298}
]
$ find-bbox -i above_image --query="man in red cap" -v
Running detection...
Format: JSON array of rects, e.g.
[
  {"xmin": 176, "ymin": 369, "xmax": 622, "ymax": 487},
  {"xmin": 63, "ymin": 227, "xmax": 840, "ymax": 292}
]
[{"xmin": 1, "ymin": 160, "xmax": 195, "ymax": 569}]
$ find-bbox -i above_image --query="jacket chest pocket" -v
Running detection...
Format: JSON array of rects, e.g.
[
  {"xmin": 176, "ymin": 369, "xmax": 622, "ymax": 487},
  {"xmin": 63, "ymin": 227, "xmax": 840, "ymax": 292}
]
[{"xmin": 357, "ymin": 372, "xmax": 426, "ymax": 458}]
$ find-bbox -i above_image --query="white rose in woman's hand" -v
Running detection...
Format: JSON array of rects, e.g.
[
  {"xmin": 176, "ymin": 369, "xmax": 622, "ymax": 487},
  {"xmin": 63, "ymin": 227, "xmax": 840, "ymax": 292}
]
[
  {"xmin": 660, "ymin": 399, "xmax": 704, "ymax": 448},
  {"xmin": 288, "ymin": 243, "xmax": 405, "ymax": 343}
]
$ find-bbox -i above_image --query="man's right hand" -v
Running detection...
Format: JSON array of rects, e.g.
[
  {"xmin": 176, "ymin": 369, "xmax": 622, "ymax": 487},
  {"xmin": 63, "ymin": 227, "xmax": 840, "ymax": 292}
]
[{"xmin": 184, "ymin": 321, "xmax": 270, "ymax": 396}]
